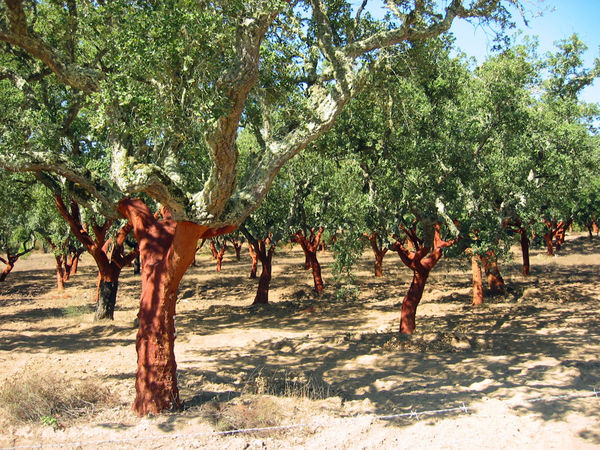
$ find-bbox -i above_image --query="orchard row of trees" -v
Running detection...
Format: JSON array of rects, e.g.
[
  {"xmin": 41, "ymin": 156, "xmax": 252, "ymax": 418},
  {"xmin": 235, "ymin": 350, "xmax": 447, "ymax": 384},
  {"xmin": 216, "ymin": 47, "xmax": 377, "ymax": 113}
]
[{"xmin": 1, "ymin": 0, "xmax": 598, "ymax": 415}]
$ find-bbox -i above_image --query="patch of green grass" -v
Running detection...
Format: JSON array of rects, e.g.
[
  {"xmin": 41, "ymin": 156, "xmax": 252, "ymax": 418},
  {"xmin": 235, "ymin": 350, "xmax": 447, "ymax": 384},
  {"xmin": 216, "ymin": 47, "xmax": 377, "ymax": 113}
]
[{"xmin": 61, "ymin": 305, "xmax": 93, "ymax": 318}]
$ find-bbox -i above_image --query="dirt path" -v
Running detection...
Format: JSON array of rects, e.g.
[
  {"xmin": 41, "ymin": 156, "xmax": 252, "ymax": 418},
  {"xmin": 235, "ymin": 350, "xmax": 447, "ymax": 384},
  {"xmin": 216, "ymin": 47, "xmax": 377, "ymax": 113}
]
[{"xmin": 0, "ymin": 235, "xmax": 599, "ymax": 448}]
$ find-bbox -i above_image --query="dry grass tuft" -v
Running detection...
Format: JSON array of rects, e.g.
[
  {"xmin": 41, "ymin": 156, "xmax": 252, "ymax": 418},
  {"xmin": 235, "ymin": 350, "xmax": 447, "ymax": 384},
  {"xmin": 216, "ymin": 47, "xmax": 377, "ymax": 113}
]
[
  {"xmin": 0, "ymin": 369, "xmax": 115, "ymax": 425},
  {"xmin": 201, "ymin": 396, "xmax": 283, "ymax": 433},
  {"xmin": 242, "ymin": 368, "xmax": 334, "ymax": 400}
]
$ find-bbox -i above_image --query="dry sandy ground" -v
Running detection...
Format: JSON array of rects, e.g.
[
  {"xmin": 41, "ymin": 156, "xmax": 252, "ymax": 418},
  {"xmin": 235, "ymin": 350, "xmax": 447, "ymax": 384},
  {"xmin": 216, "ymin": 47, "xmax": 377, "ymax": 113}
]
[{"xmin": 0, "ymin": 234, "xmax": 599, "ymax": 449}]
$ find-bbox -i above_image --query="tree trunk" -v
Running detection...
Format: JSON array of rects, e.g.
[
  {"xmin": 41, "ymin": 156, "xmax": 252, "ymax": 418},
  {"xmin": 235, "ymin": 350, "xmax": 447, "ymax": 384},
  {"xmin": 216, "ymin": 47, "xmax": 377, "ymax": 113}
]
[
  {"xmin": 0, "ymin": 262, "xmax": 14, "ymax": 282},
  {"xmin": 95, "ymin": 280, "xmax": 119, "ymax": 320},
  {"xmin": 216, "ymin": 247, "xmax": 225, "ymax": 272},
  {"xmin": 248, "ymin": 244, "xmax": 258, "ymax": 278},
  {"xmin": 400, "ymin": 269, "xmax": 429, "ymax": 334},
  {"xmin": 472, "ymin": 256, "xmax": 484, "ymax": 306},
  {"xmin": 94, "ymin": 265, "xmax": 121, "ymax": 321},
  {"xmin": 292, "ymin": 228, "xmax": 324, "ymax": 292},
  {"xmin": 308, "ymin": 251, "xmax": 324, "ymax": 293},
  {"xmin": 133, "ymin": 255, "xmax": 141, "ymax": 275},
  {"xmin": 394, "ymin": 222, "xmax": 456, "ymax": 334},
  {"xmin": 520, "ymin": 231, "xmax": 530, "ymax": 275},
  {"xmin": 252, "ymin": 240, "xmax": 274, "ymax": 305},
  {"xmin": 62, "ymin": 257, "xmax": 73, "ymax": 282},
  {"xmin": 0, "ymin": 254, "xmax": 18, "ymax": 282},
  {"xmin": 232, "ymin": 241, "xmax": 242, "ymax": 261},
  {"xmin": 480, "ymin": 251, "xmax": 504, "ymax": 294},
  {"xmin": 118, "ymin": 198, "xmax": 234, "ymax": 416},
  {"xmin": 366, "ymin": 232, "xmax": 388, "ymax": 277},
  {"xmin": 593, "ymin": 218, "xmax": 599, "ymax": 234},
  {"xmin": 543, "ymin": 231, "xmax": 554, "ymax": 256},
  {"xmin": 70, "ymin": 252, "xmax": 81, "ymax": 275},
  {"xmin": 55, "ymin": 255, "xmax": 65, "ymax": 290}
]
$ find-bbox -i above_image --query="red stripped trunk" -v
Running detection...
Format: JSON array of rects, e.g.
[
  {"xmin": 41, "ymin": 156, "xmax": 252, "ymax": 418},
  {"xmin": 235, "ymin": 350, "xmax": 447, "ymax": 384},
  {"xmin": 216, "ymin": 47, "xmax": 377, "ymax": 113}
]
[
  {"xmin": 505, "ymin": 218, "xmax": 531, "ymax": 276},
  {"xmin": 216, "ymin": 246, "xmax": 226, "ymax": 272},
  {"xmin": 480, "ymin": 251, "xmax": 504, "ymax": 294},
  {"xmin": 119, "ymin": 198, "xmax": 235, "ymax": 416},
  {"xmin": 70, "ymin": 250, "xmax": 82, "ymax": 276},
  {"xmin": 393, "ymin": 223, "xmax": 456, "ymax": 334},
  {"xmin": 54, "ymin": 195, "xmax": 138, "ymax": 321},
  {"xmin": 554, "ymin": 220, "xmax": 571, "ymax": 251},
  {"xmin": 210, "ymin": 239, "xmax": 227, "ymax": 272},
  {"xmin": 55, "ymin": 255, "xmax": 65, "ymax": 290},
  {"xmin": 400, "ymin": 269, "xmax": 429, "ymax": 333},
  {"xmin": 0, "ymin": 264, "xmax": 13, "ymax": 282},
  {"xmin": 543, "ymin": 231, "xmax": 554, "ymax": 256},
  {"xmin": 365, "ymin": 233, "xmax": 388, "ymax": 277},
  {"xmin": 292, "ymin": 228, "xmax": 324, "ymax": 292},
  {"xmin": 471, "ymin": 255, "xmax": 484, "ymax": 306},
  {"xmin": 593, "ymin": 218, "xmax": 599, "ymax": 234},
  {"xmin": 248, "ymin": 244, "xmax": 258, "ymax": 278},
  {"xmin": 0, "ymin": 254, "xmax": 18, "ymax": 282},
  {"xmin": 252, "ymin": 239, "xmax": 275, "ymax": 305},
  {"xmin": 0, "ymin": 243, "xmax": 34, "ymax": 282},
  {"xmin": 232, "ymin": 240, "xmax": 243, "ymax": 261}
]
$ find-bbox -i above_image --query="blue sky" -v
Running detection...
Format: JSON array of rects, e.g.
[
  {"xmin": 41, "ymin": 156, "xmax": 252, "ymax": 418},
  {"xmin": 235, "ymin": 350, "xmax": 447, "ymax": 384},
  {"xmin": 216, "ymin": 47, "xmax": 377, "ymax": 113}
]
[
  {"xmin": 450, "ymin": 0, "xmax": 600, "ymax": 103},
  {"xmin": 354, "ymin": 1, "xmax": 600, "ymax": 103}
]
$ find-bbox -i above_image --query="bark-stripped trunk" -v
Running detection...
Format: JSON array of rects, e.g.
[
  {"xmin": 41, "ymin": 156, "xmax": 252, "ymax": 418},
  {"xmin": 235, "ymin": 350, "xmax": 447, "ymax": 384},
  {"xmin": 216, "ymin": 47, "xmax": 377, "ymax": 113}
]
[
  {"xmin": 0, "ymin": 262, "xmax": 14, "ymax": 282},
  {"xmin": 471, "ymin": 255, "xmax": 484, "ymax": 306},
  {"xmin": 401, "ymin": 269, "xmax": 429, "ymax": 333},
  {"xmin": 393, "ymin": 223, "xmax": 456, "ymax": 334},
  {"xmin": 364, "ymin": 232, "xmax": 388, "ymax": 277},
  {"xmin": 555, "ymin": 219, "xmax": 571, "ymax": 251},
  {"xmin": 251, "ymin": 238, "xmax": 275, "ymax": 305},
  {"xmin": 119, "ymin": 198, "xmax": 235, "ymax": 416},
  {"xmin": 248, "ymin": 243, "xmax": 258, "ymax": 278},
  {"xmin": 542, "ymin": 219, "xmax": 570, "ymax": 256},
  {"xmin": 54, "ymin": 195, "xmax": 138, "ymax": 320},
  {"xmin": 0, "ymin": 243, "xmax": 35, "ymax": 282},
  {"xmin": 593, "ymin": 218, "xmax": 599, "ymax": 234},
  {"xmin": 55, "ymin": 255, "xmax": 65, "ymax": 290},
  {"xmin": 69, "ymin": 249, "xmax": 83, "ymax": 275},
  {"xmin": 209, "ymin": 239, "xmax": 227, "ymax": 272},
  {"xmin": 291, "ymin": 227, "xmax": 324, "ymax": 292},
  {"xmin": 480, "ymin": 251, "xmax": 504, "ymax": 294},
  {"xmin": 230, "ymin": 239, "xmax": 243, "ymax": 261},
  {"xmin": 505, "ymin": 217, "xmax": 531, "ymax": 276}
]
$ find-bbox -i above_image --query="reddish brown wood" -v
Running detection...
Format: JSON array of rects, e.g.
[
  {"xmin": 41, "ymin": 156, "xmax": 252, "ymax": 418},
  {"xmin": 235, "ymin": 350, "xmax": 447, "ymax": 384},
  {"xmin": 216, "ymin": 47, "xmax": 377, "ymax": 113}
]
[
  {"xmin": 542, "ymin": 219, "xmax": 570, "ymax": 255},
  {"xmin": 392, "ymin": 223, "xmax": 456, "ymax": 334},
  {"xmin": 248, "ymin": 243, "xmax": 258, "ymax": 278},
  {"xmin": 480, "ymin": 251, "xmax": 505, "ymax": 294},
  {"xmin": 209, "ymin": 238, "xmax": 227, "ymax": 271},
  {"xmin": 593, "ymin": 218, "xmax": 599, "ymax": 234},
  {"xmin": 118, "ymin": 198, "xmax": 235, "ymax": 416},
  {"xmin": 251, "ymin": 237, "xmax": 275, "ymax": 305},
  {"xmin": 0, "ymin": 241, "xmax": 35, "ymax": 282},
  {"xmin": 472, "ymin": 255, "xmax": 484, "ymax": 306},
  {"xmin": 229, "ymin": 238, "xmax": 243, "ymax": 261},
  {"xmin": 55, "ymin": 254, "xmax": 65, "ymax": 290},
  {"xmin": 364, "ymin": 232, "xmax": 388, "ymax": 277},
  {"xmin": 54, "ymin": 195, "xmax": 138, "ymax": 320},
  {"xmin": 291, "ymin": 227, "xmax": 324, "ymax": 292},
  {"xmin": 504, "ymin": 217, "xmax": 531, "ymax": 275}
]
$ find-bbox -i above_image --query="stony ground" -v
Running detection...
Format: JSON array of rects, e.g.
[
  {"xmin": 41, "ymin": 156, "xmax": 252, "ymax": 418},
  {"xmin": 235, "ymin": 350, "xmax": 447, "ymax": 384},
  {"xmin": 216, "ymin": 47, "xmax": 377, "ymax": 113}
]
[{"xmin": 0, "ymin": 234, "xmax": 599, "ymax": 449}]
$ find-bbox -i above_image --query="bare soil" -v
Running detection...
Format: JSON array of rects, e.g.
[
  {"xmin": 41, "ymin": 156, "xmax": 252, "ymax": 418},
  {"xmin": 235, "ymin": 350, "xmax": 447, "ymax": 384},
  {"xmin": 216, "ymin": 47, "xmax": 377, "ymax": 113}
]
[{"xmin": 0, "ymin": 234, "xmax": 599, "ymax": 449}]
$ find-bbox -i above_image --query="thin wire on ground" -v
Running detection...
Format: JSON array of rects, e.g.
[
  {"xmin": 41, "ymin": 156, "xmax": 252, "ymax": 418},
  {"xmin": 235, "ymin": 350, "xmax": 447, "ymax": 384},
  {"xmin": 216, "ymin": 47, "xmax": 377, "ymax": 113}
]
[{"xmin": 1, "ymin": 388, "xmax": 598, "ymax": 450}]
